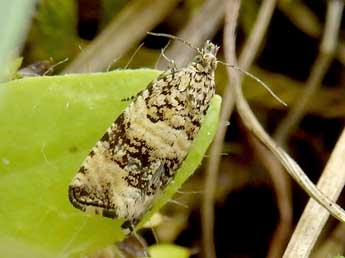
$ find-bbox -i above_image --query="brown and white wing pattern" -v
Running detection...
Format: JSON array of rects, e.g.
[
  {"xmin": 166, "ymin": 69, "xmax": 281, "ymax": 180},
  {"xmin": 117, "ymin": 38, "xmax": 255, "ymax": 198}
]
[{"xmin": 68, "ymin": 41, "xmax": 219, "ymax": 229}]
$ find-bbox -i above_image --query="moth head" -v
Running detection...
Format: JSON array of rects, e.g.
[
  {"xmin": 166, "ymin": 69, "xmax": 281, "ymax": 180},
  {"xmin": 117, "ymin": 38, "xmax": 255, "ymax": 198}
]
[{"xmin": 192, "ymin": 41, "xmax": 219, "ymax": 73}]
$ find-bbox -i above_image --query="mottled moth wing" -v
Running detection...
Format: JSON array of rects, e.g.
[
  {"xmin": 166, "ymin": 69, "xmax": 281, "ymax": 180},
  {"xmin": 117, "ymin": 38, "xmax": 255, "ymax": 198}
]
[{"xmin": 69, "ymin": 40, "xmax": 219, "ymax": 229}]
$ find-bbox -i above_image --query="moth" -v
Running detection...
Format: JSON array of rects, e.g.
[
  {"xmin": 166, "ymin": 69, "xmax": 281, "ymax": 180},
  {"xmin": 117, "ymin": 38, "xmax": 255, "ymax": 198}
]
[{"xmin": 68, "ymin": 39, "xmax": 219, "ymax": 230}]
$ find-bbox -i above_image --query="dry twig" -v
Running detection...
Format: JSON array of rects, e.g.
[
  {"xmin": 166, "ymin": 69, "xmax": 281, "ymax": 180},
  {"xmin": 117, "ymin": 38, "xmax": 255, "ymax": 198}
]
[
  {"xmin": 283, "ymin": 127, "xmax": 345, "ymax": 258},
  {"xmin": 227, "ymin": 0, "xmax": 345, "ymax": 241},
  {"xmin": 238, "ymin": 0, "xmax": 277, "ymax": 69},
  {"xmin": 277, "ymin": 0, "xmax": 321, "ymax": 39},
  {"xmin": 203, "ymin": 0, "xmax": 292, "ymax": 257},
  {"xmin": 233, "ymin": 58, "xmax": 345, "ymax": 225},
  {"xmin": 249, "ymin": 136, "xmax": 292, "ymax": 258},
  {"xmin": 273, "ymin": 0, "xmax": 344, "ymax": 145},
  {"xmin": 238, "ymin": 0, "xmax": 294, "ymax": 256},
  {"xmin": 278, "ymin": 0, "xmax": 345, "ymax": 65},
  {"xmin": 63, "ymin": 0, "xmax": 178, "ymax": 73},
  {"xmin": 201, "ymin": 3, "xmax": 239, "ymax": 258},
  {"xmin": 237, "ymin": 0, "xmax": 294, "ymax": 256}
]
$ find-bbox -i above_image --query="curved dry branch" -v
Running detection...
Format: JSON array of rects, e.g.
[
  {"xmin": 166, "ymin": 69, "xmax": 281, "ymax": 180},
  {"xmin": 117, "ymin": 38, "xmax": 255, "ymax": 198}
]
[
  {"xmin": 202, "ymin": 1, "xmax": 292, "ymax": 258},
  {"xmin": 273, "ymin": 0, "xmax": 344, "ymax": 145},
  {"xmin": 277, "ymin": 0, "xmax": 322, "ymax": 39},
  {"xmin": 239, "ymin": 0, "xmax": 277, "ymax": 70},
  {"xmin": 226, "ymin": 0, "xmax": 345, "ymax": 242},
  {"xmin": 249, "ymin": 136, "xmax": 292, "ymax": 258},
  {"xmin": 278, "ymin": 0, "xmax": 345, "ymax": 65},
  {"xmin": 238, "ymin": 0, "xmax": 294, "ymax": 257},
  {"xmin": 63, "ymin": 0, "xmax": 179, "ymax": 73},
  {"xmin": 235, "ymin": 85, "xmax": 345, "ymax": 223},
  {"xmin": 201, "ymin": 3, "xmax": 239, "ymax": 258}
]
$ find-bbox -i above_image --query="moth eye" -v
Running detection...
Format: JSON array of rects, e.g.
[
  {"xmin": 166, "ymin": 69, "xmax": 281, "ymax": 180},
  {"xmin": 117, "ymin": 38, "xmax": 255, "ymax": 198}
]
[{"xmin": 193, "ymin": 55, "xmax": 202, "ymax": 62}]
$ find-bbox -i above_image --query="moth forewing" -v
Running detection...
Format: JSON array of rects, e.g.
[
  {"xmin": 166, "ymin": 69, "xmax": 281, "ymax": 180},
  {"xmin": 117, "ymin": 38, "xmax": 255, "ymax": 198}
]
[{"xmin": 68, "ymin": 40, "xmax": 219, "ymax": 230}]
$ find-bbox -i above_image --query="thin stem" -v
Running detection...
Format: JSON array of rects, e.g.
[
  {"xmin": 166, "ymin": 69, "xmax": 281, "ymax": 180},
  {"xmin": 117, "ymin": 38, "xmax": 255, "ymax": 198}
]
[
  {"xmin": 237, "ymin": 0, "xmax": 294, "ymax": 256},
  {"xmin": 203, "ymin": 1, "xmax": 288, "ymax": 258},
  {"xmin": 238, "ymin": 1, "xmax": 294, "ymax": 257},
  {"xmin": 229, "ymin": 0, "xmax": 345, "ymax": 245},
  {"xmin": 201, "ymin": 2, "xmax": 240, "ymax": 258},
  {"xmin": 62, "ymin": 0, "xmax": 179, "ymax": 73},
  {"xmin": 239, "ymin": 0, "xmax": 277, "ymax": 70},
  {"xmin": 249, "ymin": 136, "xmax": 292, "ymax": 258},
  {"xmin": 277, "ymin": 0, "xmax": 321, "ymax": 39},
  {"xmin": 273, "ymin": 0, "xmax": 344, "ymax": 146},
  {"xmin": 235, "ymin": 75, "xmax": 345, "ymax": 221}
]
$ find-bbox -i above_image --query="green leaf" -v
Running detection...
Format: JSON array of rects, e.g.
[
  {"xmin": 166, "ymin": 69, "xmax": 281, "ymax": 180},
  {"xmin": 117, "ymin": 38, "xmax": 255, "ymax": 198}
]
[
  {"xmin": 0, "ymin": 0, "xmax": 37, "ymax": 81},
  {"xmin": 148, "ymin": 244, "xmax": 190, "ymax": 258},
  {"xmin": 0, "ymin": 69, "xmax": 221, "ymax": 258},
  {"xmin": 4, "ymin": 57, "xmax": 23, "ymax": 80}
]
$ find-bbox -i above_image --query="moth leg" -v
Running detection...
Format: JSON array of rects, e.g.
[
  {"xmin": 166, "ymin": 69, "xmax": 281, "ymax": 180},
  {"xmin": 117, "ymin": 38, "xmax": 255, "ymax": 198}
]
[
  {"xmin": 161, "ymin": 52, "xmax": 176, "ymax": 70},
  {"xmin": 121, "ymin": 95, "xmax": 135, "ymax": 102},
  {"xmin": 117, "ymin": 233, "xmax": 150, "ymax": 257},
  {"xmin": 160, "ymin": 40, "xmax": 178, "ymax": 70},
  {"xmin": 120, "ymin": 163, "xmax": 165, "ymax": 230},
  {"xmin": 121, "ymin": 220, "xmax": 137, "ymax": 232},
  {"xmin": 146, "ymin": 163, "xmax": 165, "ymax": 194}
]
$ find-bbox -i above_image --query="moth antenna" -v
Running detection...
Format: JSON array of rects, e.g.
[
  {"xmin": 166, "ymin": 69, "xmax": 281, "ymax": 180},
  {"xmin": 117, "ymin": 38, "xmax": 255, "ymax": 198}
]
[
  {"xmin": 43, "ymin": 57, "xmax": 69, "ymax": 76},
  {"xmin": 147, "ymin": 32, "xmax": 200, "ymax": 53},
  {"xmin": 125, "ymin": 42, "xmax": 145, "ymax": 69},
  {"xmin": 217, "ymin": 61, "xmax": 287, "ymax": 107}
]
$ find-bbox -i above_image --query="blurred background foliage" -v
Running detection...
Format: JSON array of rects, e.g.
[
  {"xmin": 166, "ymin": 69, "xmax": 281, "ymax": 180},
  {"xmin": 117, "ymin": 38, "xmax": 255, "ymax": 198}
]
[{"xmin": 3, "ymin": 0, "xmax": 345, "ymax": 257}]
